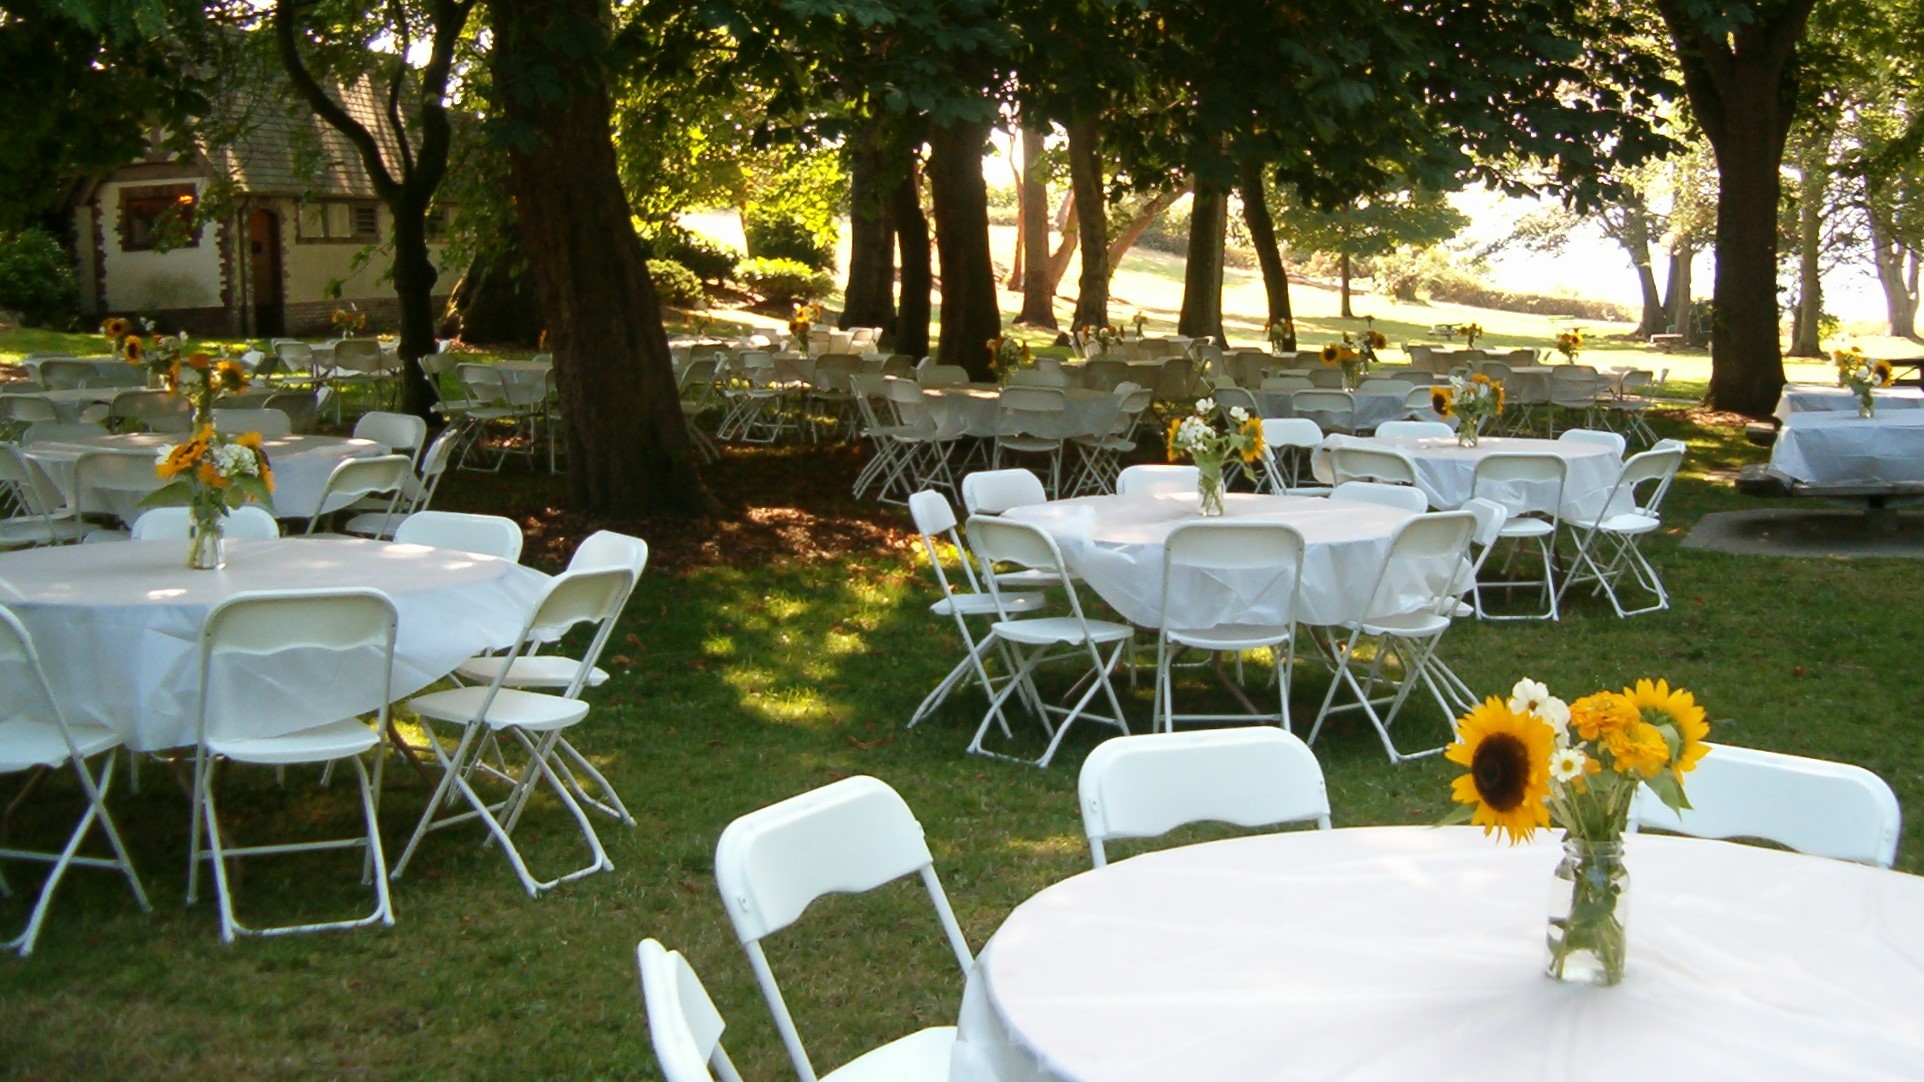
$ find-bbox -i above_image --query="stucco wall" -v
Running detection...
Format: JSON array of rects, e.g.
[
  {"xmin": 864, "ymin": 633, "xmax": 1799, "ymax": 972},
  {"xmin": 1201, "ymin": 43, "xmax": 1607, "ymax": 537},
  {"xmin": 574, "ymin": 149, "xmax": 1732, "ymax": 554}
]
[{"xmin": 97, "ymin": 178, "xmax": 224, "ymax": 314}]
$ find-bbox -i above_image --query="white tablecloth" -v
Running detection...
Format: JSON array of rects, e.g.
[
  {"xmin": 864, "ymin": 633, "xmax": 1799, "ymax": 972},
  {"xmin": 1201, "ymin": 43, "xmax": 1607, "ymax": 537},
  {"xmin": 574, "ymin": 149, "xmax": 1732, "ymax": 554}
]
[
  {"xmin": 494, "ymin": 360, "xmax": 554, "ymax": 406},
  {"xmin": 1773, "ymin": 384, "xmax": 1924, "ymax": 422},
  {"xmin": 0, "ymin": 538, "xmax": 549, "ymax": 750},
  {"xmin": 927, "ymin": 387, "xmax": 1122, "ymax": 440},
  {"xmin": 1316, "ymin": 435, "xmax": 1626, "ymax": 518},
  {"xmin": 1250, "ymin": 388, "xmax": 1409, "ymax": 431},
  {"xmin": 950, "ymin": 827, "xmax": 1924, "ymax": 1082},
  {"xmin": 1000, "ymin": 493, "xmax": 1449, "ymax": 628},
  {"xmin": 1769, "ymin": 410, "xmax": 1924, "ymax": 485},
  {"xmin": 29, "ymin": 432, "xmax": 384, "ymax": 520}
]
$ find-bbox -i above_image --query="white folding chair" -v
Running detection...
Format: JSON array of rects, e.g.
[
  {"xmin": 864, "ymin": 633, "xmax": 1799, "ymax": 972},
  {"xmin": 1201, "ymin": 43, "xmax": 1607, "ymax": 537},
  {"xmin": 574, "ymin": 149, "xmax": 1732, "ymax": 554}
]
[
  {"xmin": 905, "ymin": 491, "xmax": 1041, "ymax": 729},
  {"xmin": 1468, "ymin": 452, "xmax": 1567, "ymax": 621},
  {"xmin": 1065, "ymin": 386, "xmax": 1153, "ymax": 497},
  {"xmin": 1308, "ymin": 511, "xmax": 1477, "ymax": 763},
  {"xmin": 958, "ymin": 468, "xmax": 1065, "ymax": 590},
  {"xmin": 1558, "ymin": 427, "xmax": 1626, "ymax": 458},
  {"xmin": 352, "ymin": 410, "xmax": 430, "ymax": 469},
  {"xmin": 992, "ymin": 386, "xmax": 1071, "ymax": 498},
  {"xmin": 1254, "ymin": 417, "xmax": 1326, "ymax": 496},
  {"xmin": 0, "ymin": 606, "xmax": 149, "ymax": 955},
  {"xmin": 108, "ymin": 389, "xmax": 192, "ymax": 433},
  {"xmin": 209, "ymin": 408, "xmax": 293, "ymax": 438},
  {"xmin": 131, "ymin": 504, "xmax": 279, "ymax": 541},
  {"xmin": 1329, "ymin": 480, "xmax": 1428, "ymax": 513},
  {"xmin": 0, "ymin": 445, "xmax": 90, "ymax": 547},
  {"xmin": 1116, "ymin": 464, "xmax": 1198, "ymax": 496},
  {"xmin": 714, "ymin": 775, "xmax": 973, "ymax": 1082},
  {"xmin": 1630, "ymin": 743, "xmax": 1902, "ymax": 867},
  {"xmin": 1375, "ymin": 420, "xmax": 1452, "ymax": 439},
  {"xmin": 1328, "ymin": 445, "xmax": 1423, "ymax": 497},
  {"xmin": 391, "ymin": 567, "xmax": 634, "ymax": 895},
  {"xmin": 186, "ymin": 589, "xmax": 397, "ymax": 941},
  {"xmin": 261, "ymin": 391, "xmax": 319, "ymax": 434},
  {"xmin": 304, "ymin": 454, "xmax": 411, "ymax": 536},
  {"xmin": 326, "ymin": 339, "xmax": 397, "ymax": 420},
  {"xmin": 1078, "ymin": 728, "xmax": 1331, "ymax": 868},
  {"xmin": 392, "ymin": 510, "xmax": 524, "ymax": 559},
  {"xmin": 342, "ymin": 428, "xmax": 460, "ymax": 539},
  {"xmin": 1291, "ymin": 389, "xmax": 1355, "ymax": 434},
  {"xmin": 636, "ymin": 938, "xmax": 748, "ymax": 1082},
  {"xmin": 1558, "ymin": 444, "xmax": 1684, "ymax": 617},
  {"xmin": 1154, "ymin": 521, "xmax": 1304, "ymax": 734},
  {"xmin": 964, "ymin": 516, "xmax": 1133, "ymax": 768},
  {"xmin": 72, "ymin": 450, "xmax": 163, "ymax": 538}
]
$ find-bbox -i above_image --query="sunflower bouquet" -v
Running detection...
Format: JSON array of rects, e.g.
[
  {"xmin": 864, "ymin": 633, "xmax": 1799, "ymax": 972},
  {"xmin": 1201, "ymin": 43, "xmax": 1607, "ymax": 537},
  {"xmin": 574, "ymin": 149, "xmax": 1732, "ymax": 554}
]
[
  {"xmin": 1833, "ymin": 346, "xmax": 1893, "ymax": 417},
  {"xmin": 1445, "ymin": 677, "xmax": 1709, "ymax": 986},
  {"xmin": 1131, "ymin": 310, "xmax": 1148, "ymax": 338},
  {"xmin": 787, "ymin": 302, "xmax": 822, "ymax": 356},
  {"xmin": 1265, "ymin": 318, "xmax": 1295, "ymax": 353},
  {"xmin": 1165, "ymin": 397, "xmax": 1264, "ymax": 517},
  {"xmin": 145, "ymin": 425, "xmax": 276, "ymax": 568},
  {"xmin": 1319, "ymin": 339, "xmax": 1365, "ymax": 390},
  {"xmin": 1430, "ymin": 372, "xmax": 1503, "ymax": 446},
  {"xmin": 329, "ymin": 305, "xmax": 368, "ymax": 338},
  {"xmin": 988, "ymin": 335, "xmax": 1033, "ymax": 385},
  {"xmin": 1459, "ymin": 322, "xmax": 1484, "ymax": 348},
  {"xmin": 1554, "ymin": 328, "xmax": 1584, "ymax": 362}
]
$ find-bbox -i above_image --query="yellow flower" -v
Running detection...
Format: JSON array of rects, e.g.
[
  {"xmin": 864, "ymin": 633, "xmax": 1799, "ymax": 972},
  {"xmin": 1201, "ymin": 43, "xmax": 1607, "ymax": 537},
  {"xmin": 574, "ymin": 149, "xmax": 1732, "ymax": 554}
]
[
  {"xmin": 197, "ymin": 461, "xmax": 227, "ymax": 488},
  {"xmin": 1320, "ymin": 344, "xmax": 1340, "ymax": 364},
  {"xmin": 1366, "ymin": 331, "xmax": 1387, "ymax": 350},
  {"xmin": 1606, "ymin": 721, "xmax": 1671, "ymax": 777},
  {"xmin": 215, "ymin": 360, "xmax": 249, "ymax": 392},
  {"xmin": 186, "ymin": 352, "xmax": 212, "ymax": 370},
  {"xmin": 1621, "ymin": 678, "xmax": 1709, "ymax": 780},
  {"xmin": 123, "ymin": 337, "xmax": 144, "ymax": 363},
  {"xmin": 103, "ymin": 317, "xmax": 131, "ymax": 339},
  {"xmin": 234, "ymin": 431, "xmax": 263, "ymax": 451},
  {"xmin": 1874, "ymin": 360, "xmax": 1894, "ymax": 386},
  {"xmin": 1570, "ymin": 691, "xmax": 1636, "ymax": 742},
  {"xmin": 1470, "ymin": 372, "xmax": 1491, "ymax": 386},
  {"xmin": 1431, "ymin": 387, "xmax": 1454, "ymax": 417},
  {"xmin": 1445, "ymin": 697, "xmax": 1556, "ymax": 845},
  {"xmin": 1165, "ymin": 418, "xmax": 1184, "ymax": 460},
  {"xmin": 1239, "ymin": 419, "xmax": 1265, "ymax": 464}
]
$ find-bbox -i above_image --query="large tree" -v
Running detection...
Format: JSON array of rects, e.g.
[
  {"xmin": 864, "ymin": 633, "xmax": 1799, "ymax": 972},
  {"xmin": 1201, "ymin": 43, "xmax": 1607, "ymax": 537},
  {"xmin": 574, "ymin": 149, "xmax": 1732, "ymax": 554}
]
[
  {"xmin": 489, "ymin": 0, "xmax": 711, "ymax": 515},
  {"xmin": 1653, "ymin": 0, "xmax": 1821, "ymax": 415}
]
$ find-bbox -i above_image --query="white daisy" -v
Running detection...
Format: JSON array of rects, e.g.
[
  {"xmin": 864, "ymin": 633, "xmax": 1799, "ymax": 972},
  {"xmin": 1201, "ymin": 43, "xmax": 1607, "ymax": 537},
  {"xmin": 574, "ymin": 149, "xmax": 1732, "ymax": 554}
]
[
  {"xmin": 1195, "ymin": 397, "xmax": 1216, "ymax": 414},
  {"xmin": 1508, "ymin": 678, "xmax": 1553, "ymax": 715},
  {"xmin": 1228, "ymin": 406, "xmax": 1249, "ymax": 423},
  {"xmin": 1549, "ymin": 747, "xmax": 1588, "ymax": 783}
]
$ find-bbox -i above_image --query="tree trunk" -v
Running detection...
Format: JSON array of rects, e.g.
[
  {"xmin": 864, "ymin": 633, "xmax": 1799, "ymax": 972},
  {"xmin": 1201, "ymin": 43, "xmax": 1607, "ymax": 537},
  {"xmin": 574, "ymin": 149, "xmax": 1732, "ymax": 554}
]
[
  {"xmin": 1105, "ymin": 186, "xmax": 1186, "ymax": 271},
  {"xmin": 444, "ymin": 243, "xmax": 545, "ymax": 345},
  {"xmin": 841, "ymin": 118, "xmax": 896, "ymax": 333},
  {"xmin": 926, "ymin": 118, "xmax": 1000, "ymax": 377},
  {"xmin": 891, "ymin": 159, "xmax": 932, "ymax": 359},
  {"xmin": 388, "ymin": 207, "xmax": 440, "ymax": 417},
  {"xmin": 1043, "ymin": 193, "xmax": 1079, "ymax": 297},
  {"xmin": 1239, "ymin": 159, "xmax": 1295, "ymax": 349},
  {"xmin": 1339, "ymin": 252, "xmax": 1355, "ymax": 319},
  {"xmin": 1015, "ymin": 124, "xmax": 1057, "ymax": 328},
  {"xmin": 1869, "ymin": 208, "xmax": 1920, "ymax": 338},
  {"xmin": 1788, "ymin": 158, "xmax": 1824, "ymax": 357},
  {"xmin": 1660, "ymin": 248, "xmax": 1682, "ymax": 331},
  {"xmin": 1618, "ymin": 207, "xmax": 1664, "ymax": 338},
  {"xmin": 1068, "ymin": 112, "xmax": 1108, "ymax": 330},
  {"xmin": 491, "ymin": 0, "xmax": 711, "ymax": 516},
  {"xmin": 1178, "ymin": 178, "xmax": 1227, "ymax": 343}
]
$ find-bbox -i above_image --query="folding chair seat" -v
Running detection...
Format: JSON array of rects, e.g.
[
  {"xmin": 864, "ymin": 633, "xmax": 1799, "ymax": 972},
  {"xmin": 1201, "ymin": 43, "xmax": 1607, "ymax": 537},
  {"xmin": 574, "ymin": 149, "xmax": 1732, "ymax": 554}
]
[
  {"xmin": 1629, "ymin": 743, "xmax": 1902, "ymax": 867},
  {"xmin": 1468, "ymin": 452, "xmax": 1567, "ymax": 621},
  {"xmin": 304, "ymin": 454, "xmax": 412, "ymax": 536},
  {"xmin": 392, "ymin": 567, "xmax": 635, "ymax": 895},
  {"xmin": 1558, "ymin": 443, "xmax": 1684, "ymax": 617},
  {"xmin": 186, "ymin": 589, "xmax": 397, "ymax": 941},
  {"xmin": 714, "ymin": 775, "xmax": 974, "ymax": 1082},
  {"xmin": 1254, "ymin": 417, "xmax": 1327, "ymax": 496},
  {"xmin": 1078, "ymin": 727, "xmax": 1331, "ymax": 868},
  {"xmin": 1308, "ymin": 511, "xmax": 1477, "ymax": 763},
  {"xmin": 1153, "ymin": 521, "xmax": 1305, "ymax": 734},
  {"xmin": 905, "ymin": 491, "xmax": 1044, "ymax": 728},
  {"xmin": 964, "ymin": 516, "xmax": 1132, "ymax": 767},
  {"xmin": 0, "ymin": 606, "xmax": 149, "ymax": 955}
]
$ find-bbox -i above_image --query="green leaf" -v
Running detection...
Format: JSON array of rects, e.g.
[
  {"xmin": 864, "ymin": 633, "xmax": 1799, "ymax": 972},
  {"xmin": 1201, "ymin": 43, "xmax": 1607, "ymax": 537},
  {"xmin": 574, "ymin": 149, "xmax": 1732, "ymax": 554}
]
[{"xmin": 138, "ymin": 479, "xmax": 193, "ymax": 509}]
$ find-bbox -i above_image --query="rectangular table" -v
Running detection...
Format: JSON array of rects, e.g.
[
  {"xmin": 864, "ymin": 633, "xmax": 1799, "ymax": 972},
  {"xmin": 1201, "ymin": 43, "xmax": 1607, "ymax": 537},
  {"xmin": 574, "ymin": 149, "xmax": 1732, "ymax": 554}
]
[
  {"xmin": 1770, "ymin": 410, "xmax": 1924, "ymax": 485},
  {"xmin": 1772, "ymin": 384, "xmax": 1924, "ymax": 422}
]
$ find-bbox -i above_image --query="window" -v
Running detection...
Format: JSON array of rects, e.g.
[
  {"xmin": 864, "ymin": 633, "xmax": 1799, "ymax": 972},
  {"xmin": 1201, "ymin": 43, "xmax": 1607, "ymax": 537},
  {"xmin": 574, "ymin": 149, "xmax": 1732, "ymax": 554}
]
[
  {"xmin": 296, "ymin": 200, "xmax": 382, "ymax": 243},
  {"xmin": 119, "ymin": 184, "xmax": 200, "ymax": 251}
]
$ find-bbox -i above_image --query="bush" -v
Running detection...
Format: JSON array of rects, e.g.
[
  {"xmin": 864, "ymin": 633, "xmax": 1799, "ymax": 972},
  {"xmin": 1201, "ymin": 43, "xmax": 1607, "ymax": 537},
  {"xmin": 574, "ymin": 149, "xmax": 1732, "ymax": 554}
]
[
  {"xmin": 736, "ymin": 257, "xmax": 834, "ymax": 303},
  {"xmin": 647, "ymin": 259, "xmax": 706, "ymax": 309},
  {"xmin": 0, "ymin": 227, "xmax": 79, "ymax": 327},
  {"xmin": 744, "ymin": 216, "xmax": 837, "ymax": 272},
  {"xmin": 648, "ymin": 228, "xmax": 741, "ymax": 285}
]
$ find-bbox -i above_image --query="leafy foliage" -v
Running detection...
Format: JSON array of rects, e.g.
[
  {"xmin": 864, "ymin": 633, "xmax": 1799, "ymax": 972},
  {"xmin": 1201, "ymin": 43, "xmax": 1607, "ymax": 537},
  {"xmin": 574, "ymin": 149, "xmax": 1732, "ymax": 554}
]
[
  {"xmin": 0, "ymin": 227, "xmax": 80, "ymax": 327},
  {"xmin": 736, "ymin": 256, "xmax": 834, "ymax": 302},
  {"xmin": 645, "ymin": 226, "xmax": 742, "ymax": 285},
  {"xmin": 647, "ymin": 258, "xmax": 706, "ymax": 308}
]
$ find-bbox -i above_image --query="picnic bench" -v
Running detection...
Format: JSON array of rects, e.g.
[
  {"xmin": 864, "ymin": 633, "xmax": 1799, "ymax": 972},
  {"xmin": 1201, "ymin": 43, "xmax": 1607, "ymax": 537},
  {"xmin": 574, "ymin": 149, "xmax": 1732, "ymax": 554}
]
[{"xmin": 1737, "ymin": 463, "xmax": 1924, "ymax": 528}]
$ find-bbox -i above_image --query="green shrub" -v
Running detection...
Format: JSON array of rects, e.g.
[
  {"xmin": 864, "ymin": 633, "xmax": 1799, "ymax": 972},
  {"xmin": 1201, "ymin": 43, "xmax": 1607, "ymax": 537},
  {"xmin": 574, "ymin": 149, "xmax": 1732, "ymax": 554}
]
[
  {"xmin": 736, "ymin": 257, "xmax": 834, "ymax": 303},
  {"xmin": 0, "ymin": 227, "xmax": 79, "ymax": 327},
  {"xmin": 648, "ymin": 227, "xmax": 741, "ymax": 285},
  {"xmin": 744, "ymin": 216, "xmax": 837, "ymax": 272},
  {"xmin": 647, "ymin": 258, "xmax": 706, "ymax": 308}
]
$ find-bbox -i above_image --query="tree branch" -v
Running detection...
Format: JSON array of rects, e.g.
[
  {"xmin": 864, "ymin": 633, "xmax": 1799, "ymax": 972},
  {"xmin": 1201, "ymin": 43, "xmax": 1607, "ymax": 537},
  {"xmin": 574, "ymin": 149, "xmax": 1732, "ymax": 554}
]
[
  {"xmin": 274, "ymin": 0, "xmax": 401, "ymax": 200},
  {"xmin": 384, "ymin": 0, "xmax": 415, "ymax": 176}
]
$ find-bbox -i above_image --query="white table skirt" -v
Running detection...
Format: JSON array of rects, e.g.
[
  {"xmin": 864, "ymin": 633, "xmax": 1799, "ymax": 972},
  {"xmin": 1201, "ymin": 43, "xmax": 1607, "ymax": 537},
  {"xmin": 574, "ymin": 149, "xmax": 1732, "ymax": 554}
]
[
  {"xmin": 0, "ymin": 538, "xmax": 549, "ymax": 750},
  {"xmin": 950, "ymin": 827, "xmax": 1924, "ymax": 1082},
  {"xmin": 1315, "ymin": 435, "xmax": 1626, "ymax": 518},
  {"xmin": 30, "ymin": 432, "xmax": 385, "ymax": 521},
  {"xmin": 999, "ymin": 493, "xmax": 1450, "ymax": 628},
  {"xmin": 1769, "ymin": 411, "xmax": 1924, "ymax": 485},
  {"xmin": 1250, "ymin": 389, "xmax": 1409, "ymax": 431},
  {"xmin": 927, "ymin": 387, "xmax": 1123, "ymax": 440},
  {"xmin": 1773, "ymin": 384, "xmax": 1924, "ymax": 422}
]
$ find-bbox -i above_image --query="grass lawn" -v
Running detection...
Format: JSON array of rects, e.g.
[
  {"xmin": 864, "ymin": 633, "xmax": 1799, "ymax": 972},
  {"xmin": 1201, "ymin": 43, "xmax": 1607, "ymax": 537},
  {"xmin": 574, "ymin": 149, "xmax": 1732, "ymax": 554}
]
[{"xmin": 2, "ymin": 351, "xmax": 1922, "ymax": 1077}]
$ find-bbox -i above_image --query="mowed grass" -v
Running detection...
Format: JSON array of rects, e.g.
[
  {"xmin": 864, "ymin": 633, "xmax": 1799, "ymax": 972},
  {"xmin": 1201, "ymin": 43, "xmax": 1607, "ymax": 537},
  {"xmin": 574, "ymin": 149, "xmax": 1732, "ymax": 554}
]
[{"xmin": 3, "ymin": 404, "xmax": 1924, "ymax": 1080}]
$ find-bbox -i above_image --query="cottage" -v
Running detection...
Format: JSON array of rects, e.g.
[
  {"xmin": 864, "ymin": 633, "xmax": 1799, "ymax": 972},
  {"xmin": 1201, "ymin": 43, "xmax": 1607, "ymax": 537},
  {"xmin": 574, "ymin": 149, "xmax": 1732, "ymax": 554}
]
[{"xmin": 67, "ymin": 78, "xmax": 452, "ymax": 339}]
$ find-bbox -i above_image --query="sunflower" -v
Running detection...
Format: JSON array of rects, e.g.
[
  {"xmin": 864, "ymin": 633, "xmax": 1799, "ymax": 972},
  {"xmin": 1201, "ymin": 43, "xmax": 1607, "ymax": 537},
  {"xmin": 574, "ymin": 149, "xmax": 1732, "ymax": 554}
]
[
  {"xmin": 215, "ymin": 360, "xmax": 249, "ymax": 392},
  {"xmin": 123, "ymin": 336, "xmax": 144, "ymax": 363},
  {"xmin": 1366, "ymin": 331, "xmax": 1387, "ymax": 350},
  {"xmin": 1165, "ymin": 417, "xmax": 1184, "ymax": 460},
  {"xmin": 102, "ymin": 317, "xmax": 131, "ymax": 339},
  {"xmin": 186, "ymin": 352, "xmax": 212, "ymax": 370},
  {"xmin": 1239, "ymin": 418, "xmax": 1265, "ymax": 463},
  {"xmin": 1874, "ymin": 360, "xmax": 1894, "ymax": 386},
  {"xmin": 1431, "ymin": 387, "xmax": 1453, "ymax": 417},
  {"xmin": 1320, "ymin": 343, "xmax": 1340, "ymax": 364},
  {"xmin": 1621, "ymin": 678, "xmax": 1709, "ymax": 779},
  {"xmin": 1445, "ymin": 697, "xmax": 1556, "ymax": 844}
]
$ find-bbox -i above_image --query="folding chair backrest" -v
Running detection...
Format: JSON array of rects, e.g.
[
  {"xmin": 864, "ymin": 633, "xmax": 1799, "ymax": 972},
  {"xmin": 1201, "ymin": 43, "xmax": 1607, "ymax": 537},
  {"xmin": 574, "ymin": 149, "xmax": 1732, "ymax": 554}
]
[
  {"xmin": 74, "ymin": 450, "xmax": 160, "ymax": 520},
  {"xmin": 1330, "ymin": 480, "xmax": 1428, "ymax": 513},
  {"xmin": 1306, "ymin": 367, "xmax": 1347, "ymax": 389},
  {"xmin": 1613, "ymin": 444, "xmax": 1685, "ymax": 514},
  {"xmin": 1079, "ymin": 728, "xmax": 1332, "ymax": 867},
  {"xmin": 960, "ymin": 468, "xmax": 1047, "ymax": 515},
  {"xmin": 393, "ymin": 510, "xmax": 524, "ymax": 560},
  {"xmin": 1477, "ymin": 360, "xmax": 1514, "ymax": 383},
  {"xmin": 196, "ymin": 589, "xmax": 397, "ymax": 745},
  {"xmin": 1375, "ymin": 420, "xmax": 1452, "ymax": 440},
  {"xmin": 1330, "ymin": 446, "xmax": 1418, "ymax": 488},
  {"xmin": 1356, "ymin": 378, "xmax": 1414, "ymax": 398},
  {"xmin": 0, "ymin": 604, "xmax": 72, "ymax": 741},
  {"xmin": 1261, "ymin": 416, "xmax": 1322, "ymax": 450},
  {"xmin": 1361, "ymin": 511, "xmax": 1475, "ymax": 619},
  {"xmin": 132, "ymin": 505, "xmax": 278, "ymax": 540},
  {"xmin": 38, "ymin": 359, "xmax": 94, "ymax": 390},
  {"xmin": 996, "ymin": 385, "xmax": 1070, "ymax": 439},
  {"xmin": 1117, "ymin": 464, "xmax": 1198, "ymax": 496},
  {"xmin": 109, "ymin": 390, "xmax": 187, "ymax": 428},
  {"xmin": 1082, "ymin": 359, "xmax": 1128, "ymax": 392},
  {"xmin": 1471, "ymin": 451, "xmax": 1567, "ymax": 514},
  {"xmin": 1293, "ymin": 389, "xmax": 1354, "ymax": 425},
  {"xmin": 333, "ymin": 339, "xmax": 384, "ymax": 368},
  {"xmin": 636, "ymin": 939, "xmax": 745, "ymax": 1082},
  {"xmin": 23, "ymin": 422, "xmax": 107, "ymax": 446},
  {"xmin": 2, "ymin": 395, "xmax": 59, "ymax": 424},
  {"xmin": 568, "ymin": 530, "xmax": 650, "ymax": 578},
  {"xmin": 917, "ymin": 364, "xmax": 969, "ymax": 388},
  {"xmin": 1559, "ymin": 428, "xmax": 1625, "ymax": 457},
  {"xmin": 910, "ymin": 489, "xmax": 980, "ymax": 595},
  {"xmin": 457, "ymin": 363, "xmax": 511, "ymax": 406},
  {"xmin": 1630, "ymin": 743, "xmax": 1901, "ymax": 867},
  {"xmin": 306, "ymin": 454, "xmax": 411, "ymax": 532},
  {"xmin": 1213, "ymin": 386, "xmax": 1260, "ymax": 419},
  {"xmin": 353, "ymin": 411, "xmax": 429, "ymax": 465},
  {"xmin": 713, "ymin": 775, "xmax": 973, "ymax": 1081},
  {"xmin": 965, "ymin": 515, "xmax": 1067, "ymax": 579},
  {"xmin": 212, "ymin": 408, "xmax": 293, "ymax": 438},
  {"xmin": 1263, "ymin": 376, "xmax": 1313, "ymax": 393}
]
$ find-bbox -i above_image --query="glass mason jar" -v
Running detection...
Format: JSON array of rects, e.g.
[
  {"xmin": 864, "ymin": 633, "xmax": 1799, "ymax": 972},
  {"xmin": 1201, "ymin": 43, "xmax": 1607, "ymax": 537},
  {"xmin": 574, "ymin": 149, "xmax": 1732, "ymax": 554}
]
[
  {"xmin": 1196, "ymin": 458, "xmax": 1226, "ymax": 517},
  {"xmin": 1546, "ymin": 835, "xmax": 1629, "ymax": 986}
]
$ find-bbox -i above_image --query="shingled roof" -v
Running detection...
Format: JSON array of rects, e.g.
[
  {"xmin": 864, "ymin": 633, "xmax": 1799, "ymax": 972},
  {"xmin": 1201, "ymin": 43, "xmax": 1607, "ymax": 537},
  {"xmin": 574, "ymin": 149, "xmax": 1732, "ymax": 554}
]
[{"xmin": 203, "ymin": 71, "xmax": 406, "ymax": 198}]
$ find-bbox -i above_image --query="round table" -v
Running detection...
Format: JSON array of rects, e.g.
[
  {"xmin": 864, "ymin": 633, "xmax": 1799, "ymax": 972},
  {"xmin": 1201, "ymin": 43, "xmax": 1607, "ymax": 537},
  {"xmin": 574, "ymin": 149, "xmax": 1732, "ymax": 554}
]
[
  {"xmin": 1317, "ymin": 434, "xmax": 1626, "ymax": 519},
  {"xmin": 27, "ymin": 432, "xmax": 385, "ymax": 521},
  {"xmin": 1250, "ymin": 387, "xmax": 1412, "ymax": 431},
  {"xmin": 950, "ymin": 827, "xmax": 1924, "ymax": 1082},
  {"xmin": 925, "ymin": 386, "xmax": 1122, "ymax": 440},
  {"xmin": 1000, "ymin": 493, "xmax": 1451, "ymax": 628},
  {"xmin": 0, "ymin": 538, "xmax": 550, "ymax": 750}
]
